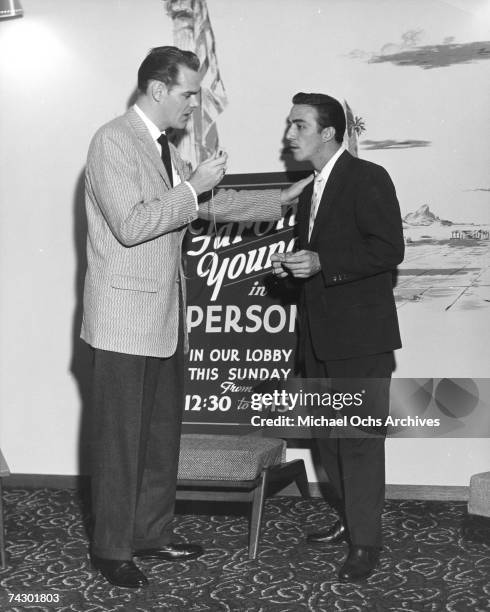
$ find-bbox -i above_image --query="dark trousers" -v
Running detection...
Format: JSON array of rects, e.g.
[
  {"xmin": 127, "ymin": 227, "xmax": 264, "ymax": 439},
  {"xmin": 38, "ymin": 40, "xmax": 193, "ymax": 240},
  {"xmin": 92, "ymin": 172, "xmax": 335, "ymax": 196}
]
[
  {"xmin": 303, "ymin": 326, "xmax": 393, "ymax": 547},
  {"xmin": 90, "ymin": 335, "xmax": 184, "ymax": 560}
]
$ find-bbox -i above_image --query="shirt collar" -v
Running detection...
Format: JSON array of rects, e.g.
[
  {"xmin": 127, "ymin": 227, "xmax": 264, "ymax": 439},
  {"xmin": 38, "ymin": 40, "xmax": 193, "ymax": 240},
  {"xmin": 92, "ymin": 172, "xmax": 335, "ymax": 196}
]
[
  {"xmin": 316, "ymin": 146, "xmax": 345, "ymax": 181},
  {"xmin": 133, "ymin": 104, "xmax": 162, "ymax": 143}
]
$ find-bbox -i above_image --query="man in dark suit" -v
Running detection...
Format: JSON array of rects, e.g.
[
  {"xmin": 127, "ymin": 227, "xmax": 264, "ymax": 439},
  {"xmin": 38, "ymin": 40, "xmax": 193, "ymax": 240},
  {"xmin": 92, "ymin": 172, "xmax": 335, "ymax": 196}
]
[{"xmin": 271, "ymin": 92, "xmax": 404, "ymax": 582}]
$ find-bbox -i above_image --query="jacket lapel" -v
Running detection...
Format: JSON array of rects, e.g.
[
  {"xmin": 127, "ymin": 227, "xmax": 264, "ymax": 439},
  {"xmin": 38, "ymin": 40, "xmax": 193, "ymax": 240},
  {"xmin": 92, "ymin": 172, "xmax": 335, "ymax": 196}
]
[
  {"xmin": 170, "ymin": 142, "xmax": 191, "ymax": 183},
  {"xmin": 309, "ymin": 150, "xmax": 353, "ymax": 244},
  {"xmin": 125, "ymin": 108, "xmax": 173, "ymax": 188},
  {"xmin": 298, "ymin": 180, "xmax": 314, "ymax": 248}
]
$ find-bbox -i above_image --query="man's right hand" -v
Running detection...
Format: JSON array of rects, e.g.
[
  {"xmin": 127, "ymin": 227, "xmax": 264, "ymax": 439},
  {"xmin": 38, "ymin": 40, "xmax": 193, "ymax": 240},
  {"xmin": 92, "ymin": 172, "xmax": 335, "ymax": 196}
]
[
  {"xmin": 188, "ymin": 154, "xmax": 227, "ymax": 195},
  {"xmin": 280, "ymin": 173, "xmax": 314, "ymax": 204},
  {"xmin": 270, "ymin": 253, "xmax": 289, "ymax": 278}
]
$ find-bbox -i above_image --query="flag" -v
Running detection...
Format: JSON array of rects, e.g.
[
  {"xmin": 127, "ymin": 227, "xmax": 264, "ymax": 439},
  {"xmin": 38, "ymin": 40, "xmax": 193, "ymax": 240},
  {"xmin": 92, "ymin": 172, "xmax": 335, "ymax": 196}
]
[{"xmin": 165, "ymin": 0, "xmax": 228, "ymax": 166}]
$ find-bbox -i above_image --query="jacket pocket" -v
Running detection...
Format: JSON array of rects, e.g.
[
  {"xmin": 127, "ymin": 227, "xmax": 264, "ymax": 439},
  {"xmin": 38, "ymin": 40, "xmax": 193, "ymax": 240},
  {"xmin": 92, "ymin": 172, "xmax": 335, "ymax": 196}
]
[{"xmin": 110, "ymin": 274, "xmax": 159, "ymax": 293}]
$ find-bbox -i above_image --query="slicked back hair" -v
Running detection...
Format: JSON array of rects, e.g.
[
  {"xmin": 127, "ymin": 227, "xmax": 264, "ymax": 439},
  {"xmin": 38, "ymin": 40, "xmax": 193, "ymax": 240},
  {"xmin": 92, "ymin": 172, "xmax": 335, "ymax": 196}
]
[
  {"xmin": 292, "ymin": 92, "xmax": 346, "ymax": 144},
  {"xmin": 137, "ymin": 46, "xmax": 200, "ymax": 93}
]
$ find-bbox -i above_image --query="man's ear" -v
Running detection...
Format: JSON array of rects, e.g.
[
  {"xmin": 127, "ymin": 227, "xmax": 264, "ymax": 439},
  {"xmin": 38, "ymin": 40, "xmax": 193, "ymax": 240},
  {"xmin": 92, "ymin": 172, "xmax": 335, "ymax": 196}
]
[
  {"xmin": 149, "ymin": 80, "xmax": 168, "ymax": 102},
  {"xmin": 321, "ymin": 126, "xmax": 335, "ymax": 142}
]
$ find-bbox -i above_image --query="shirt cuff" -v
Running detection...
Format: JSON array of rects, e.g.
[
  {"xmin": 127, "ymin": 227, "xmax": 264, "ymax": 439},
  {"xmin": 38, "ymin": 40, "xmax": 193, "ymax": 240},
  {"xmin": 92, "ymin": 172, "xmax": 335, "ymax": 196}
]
[{"xmin": 184, "ymin": 181, "xmax": 198, "ymax": 209}]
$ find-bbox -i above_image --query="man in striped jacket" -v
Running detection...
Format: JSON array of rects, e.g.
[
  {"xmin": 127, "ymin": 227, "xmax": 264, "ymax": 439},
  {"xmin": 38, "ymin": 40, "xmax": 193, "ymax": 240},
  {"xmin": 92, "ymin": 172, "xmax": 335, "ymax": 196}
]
[{"xmin": 82, "ymin": 46, "xmax": 310, "ymax": 588}]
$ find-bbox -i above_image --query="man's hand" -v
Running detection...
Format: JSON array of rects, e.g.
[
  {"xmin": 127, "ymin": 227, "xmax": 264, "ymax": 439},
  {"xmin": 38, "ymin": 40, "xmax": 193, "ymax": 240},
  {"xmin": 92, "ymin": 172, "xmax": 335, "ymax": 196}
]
[
  {"xmin": 280, "ymin": 250, "xmax": 321, "ymax": 278},
  {"xmin": 270, "ymin": 253, "xmax": 289, "ymax": 278},
  {"xmin": 188, "ymin": 153, "xmax": 228, "ymax": 195},
  {"xmin": 280, "ymin": 174, "xmax": 314, "ymax": 204}
]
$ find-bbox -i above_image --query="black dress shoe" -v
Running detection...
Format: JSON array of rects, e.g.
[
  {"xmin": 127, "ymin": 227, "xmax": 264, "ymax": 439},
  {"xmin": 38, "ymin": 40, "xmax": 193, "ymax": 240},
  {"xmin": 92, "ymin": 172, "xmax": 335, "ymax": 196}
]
[
  {"xmin": 134, "ymin": 543, "xmax": 203, "ymax": 561},
  {"xmin": 92, "ymin": 555, "xmax": 148, "ymax": 588},
  {"xmin": 338, "ymin": 545, "xmax": 379, "ymax": 582},
  {"xmin": 307, "ymin": 521, "xmax": 348, "ymax": 544}
]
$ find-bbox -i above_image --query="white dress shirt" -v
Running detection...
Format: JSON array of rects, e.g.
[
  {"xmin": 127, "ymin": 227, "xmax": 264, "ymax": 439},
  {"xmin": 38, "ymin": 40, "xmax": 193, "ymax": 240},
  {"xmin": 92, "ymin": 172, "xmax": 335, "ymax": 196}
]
[
  {"xmin": 133, "ymin": 104, "xmax": 197, "ymax": 205},
  {"xmin": 308, "ymin": 146, "xmax": 345, "ymax": 239}
]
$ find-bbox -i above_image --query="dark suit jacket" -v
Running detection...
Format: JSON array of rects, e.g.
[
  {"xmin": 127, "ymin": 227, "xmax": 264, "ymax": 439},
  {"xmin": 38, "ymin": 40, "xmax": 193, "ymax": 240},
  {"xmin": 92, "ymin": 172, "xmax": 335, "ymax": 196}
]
[{"xmin": 296, "ymin": 150, "xmax": 404, "ymax": 361}]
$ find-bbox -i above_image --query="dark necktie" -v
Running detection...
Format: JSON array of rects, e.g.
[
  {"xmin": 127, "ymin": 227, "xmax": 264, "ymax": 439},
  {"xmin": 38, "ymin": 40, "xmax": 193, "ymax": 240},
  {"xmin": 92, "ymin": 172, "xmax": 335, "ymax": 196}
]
[{"xmin": 157, "ymin": 133, "xmax": 173, "ymax": 186}]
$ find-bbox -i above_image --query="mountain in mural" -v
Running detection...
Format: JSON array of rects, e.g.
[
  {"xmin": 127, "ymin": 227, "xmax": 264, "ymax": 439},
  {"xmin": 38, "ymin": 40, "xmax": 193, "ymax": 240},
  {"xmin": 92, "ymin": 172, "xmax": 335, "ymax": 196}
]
[{"xmin": 403, "ymin": 204, "xmax": 452, "ymax": 226}]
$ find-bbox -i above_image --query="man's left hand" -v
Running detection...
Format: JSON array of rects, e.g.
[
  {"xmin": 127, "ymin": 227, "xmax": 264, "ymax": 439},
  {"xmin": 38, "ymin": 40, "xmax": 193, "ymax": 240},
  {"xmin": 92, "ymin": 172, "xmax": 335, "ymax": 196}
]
[
  {"xmin": 281, "ymin": 250, "xmax": 321, "ymax": 278},
  {"xmin": 280, "ymin": 174, "xmax": 314, "ymax": 205}
]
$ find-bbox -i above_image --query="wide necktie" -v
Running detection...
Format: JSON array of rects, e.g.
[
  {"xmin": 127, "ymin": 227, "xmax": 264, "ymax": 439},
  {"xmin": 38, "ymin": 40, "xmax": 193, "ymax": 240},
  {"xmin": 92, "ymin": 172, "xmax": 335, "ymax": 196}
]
[
  {"xmin": 157, "ymin": 133, "xmax": 173, "ymax": 187},
  {"xmin": 308, "ymin": 174, "xmax": 324, "ymax": 240}
]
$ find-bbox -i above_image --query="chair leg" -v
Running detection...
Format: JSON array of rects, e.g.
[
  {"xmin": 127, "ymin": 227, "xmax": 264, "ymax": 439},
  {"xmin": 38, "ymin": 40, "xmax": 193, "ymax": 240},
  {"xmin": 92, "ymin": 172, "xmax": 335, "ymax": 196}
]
[
  {"xmin": 248, "ymin": 469, "xmax": 269, "ymax": 560},
  {"xmin": 294, "ymin": 461, "xmax": 310, "ymax": 498},
  {"xmin": 0, "ymin": 479, "xmax": 5, "ymax": 568},
  {"xmin": 267, "ymin": 459, "xmax": 310, "ymax": 498}
]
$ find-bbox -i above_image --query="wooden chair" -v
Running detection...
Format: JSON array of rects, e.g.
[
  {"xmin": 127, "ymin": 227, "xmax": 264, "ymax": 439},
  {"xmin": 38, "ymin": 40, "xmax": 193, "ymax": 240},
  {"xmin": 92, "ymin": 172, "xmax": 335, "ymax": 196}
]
[
  {"xmin": 0, "ymin": 449, "xmax": 10, "ymax": 568},
  {"xmin": 176, "ymin": 433, "xmax": 309, "ymax": 559}
]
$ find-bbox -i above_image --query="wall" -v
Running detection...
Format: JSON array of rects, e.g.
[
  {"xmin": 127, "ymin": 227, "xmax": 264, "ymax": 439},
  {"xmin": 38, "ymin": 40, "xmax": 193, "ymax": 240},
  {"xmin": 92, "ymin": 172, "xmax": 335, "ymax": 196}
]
[
  {"xmin": 206, "ymin": 0, "xmax": 490, "ymax": 485},
  {"xmin": 0, "ymin": 0, "xmax": 172, "ymax": 473},
  {"xmin": 0, "ymin": 0, "xmax": 488, "ymax": 484}
]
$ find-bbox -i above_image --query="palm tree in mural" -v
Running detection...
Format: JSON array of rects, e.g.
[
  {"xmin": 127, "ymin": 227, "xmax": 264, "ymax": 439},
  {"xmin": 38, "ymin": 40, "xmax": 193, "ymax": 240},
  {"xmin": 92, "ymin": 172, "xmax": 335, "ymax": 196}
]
[{"xmin": 352, "ymin": 115, "xmax": 366, "ymax": 137}]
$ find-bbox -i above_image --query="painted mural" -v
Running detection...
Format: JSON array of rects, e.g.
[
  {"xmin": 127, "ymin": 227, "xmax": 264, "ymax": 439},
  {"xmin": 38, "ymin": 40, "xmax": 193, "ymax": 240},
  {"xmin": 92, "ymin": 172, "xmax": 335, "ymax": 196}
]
[
  {"xmin": 347, "ymin": 21, "xmax": 490, "ymax": 314},
  {"xmin": 397, "ymin": 204, "xmax": 489, "ymax": 312},
  {"xmin": 167, "ymin": 0, "xmax": 489, "ymax": 379}
]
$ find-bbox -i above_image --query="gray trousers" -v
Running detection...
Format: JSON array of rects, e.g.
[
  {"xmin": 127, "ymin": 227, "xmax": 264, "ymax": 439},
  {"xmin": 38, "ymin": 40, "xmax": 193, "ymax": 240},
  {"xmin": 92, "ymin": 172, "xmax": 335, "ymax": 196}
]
[{"xmin": 90, "ymin": 334, "xmax": 184, "ymax": 560}]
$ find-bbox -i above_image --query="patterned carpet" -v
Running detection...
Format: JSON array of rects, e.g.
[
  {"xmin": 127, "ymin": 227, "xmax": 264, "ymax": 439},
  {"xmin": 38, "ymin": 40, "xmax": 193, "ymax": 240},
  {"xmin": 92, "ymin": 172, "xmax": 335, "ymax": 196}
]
[{"xmin": 0, "ymin": 488, "xmax": 489, "ymax": 612}]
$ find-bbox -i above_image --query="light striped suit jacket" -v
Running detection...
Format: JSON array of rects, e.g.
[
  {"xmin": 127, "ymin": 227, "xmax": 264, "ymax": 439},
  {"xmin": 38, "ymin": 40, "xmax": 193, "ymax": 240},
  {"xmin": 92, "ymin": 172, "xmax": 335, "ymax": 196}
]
[{"xmin": 81, "ymin": 108, "xmax": 282, "ymax": 358}]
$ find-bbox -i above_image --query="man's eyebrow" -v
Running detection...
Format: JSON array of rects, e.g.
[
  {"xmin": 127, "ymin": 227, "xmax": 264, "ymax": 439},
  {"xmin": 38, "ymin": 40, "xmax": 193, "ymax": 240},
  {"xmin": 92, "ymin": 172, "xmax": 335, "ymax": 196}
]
[{"xmin": 287, "ymin": 118, "xmax": 306, "ymax": 125}]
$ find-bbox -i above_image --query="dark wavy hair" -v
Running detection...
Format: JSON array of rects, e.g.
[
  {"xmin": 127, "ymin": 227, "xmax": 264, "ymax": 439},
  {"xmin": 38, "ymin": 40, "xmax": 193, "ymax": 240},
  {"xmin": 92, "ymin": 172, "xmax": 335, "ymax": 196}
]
[
  {"xmin": 137, "ymin": 46, "xmax": 200, "ymax": 93},
  {"xmin": 292, "ymin": 92, "xmax": 346, "ymax": 144}
]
